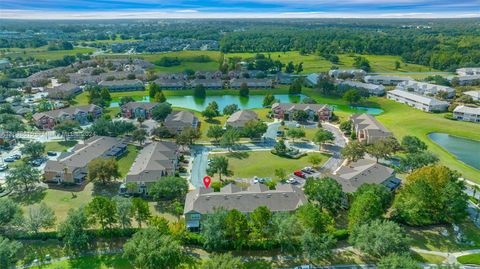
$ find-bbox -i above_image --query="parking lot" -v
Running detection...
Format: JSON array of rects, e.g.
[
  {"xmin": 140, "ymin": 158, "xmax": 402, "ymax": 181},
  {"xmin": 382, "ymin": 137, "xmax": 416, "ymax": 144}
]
[{"xmin": 286, "ymin": 167, "xmax": 323, "ymax": 186}]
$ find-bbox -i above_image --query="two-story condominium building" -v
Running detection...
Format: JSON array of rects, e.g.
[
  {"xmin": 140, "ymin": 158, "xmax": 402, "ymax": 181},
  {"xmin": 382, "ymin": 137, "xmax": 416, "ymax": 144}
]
[
  {"xmin": 46, "ymin": 83, "xmax": 82, "ymax": 100},
  {"xmin": 396, "ymin": 80, "xmax": 455, "ymax": 98},
  {"xmin": 184, "ymin": 183, "xmax": 307, "ymax": 232},
  {"xmin": 98, "ymin": 79, "xmax": 144, "ymax": 92},
  {"xmin": 121, "ymin": 102, "xmax": 159, "ymax": 119},
  {"xmin": 164, "ymin": 111, "xmax": 199, "ymax": 134},
  {"xmin": 457, "ymin": 68, "xmax": 480, "ymax": 76},
  {"xmin": 153, "ymin": 79, "xmax": 186, "ymax": 90},
  {"xmin": 363, "ymin": 75, "xmax": 413, "ymax": 86},
  {"xmin": 453, "ymin": 105, "xmax": 480, "ymax": 123},
  {"xmin": 271, "ymin": 103, "xmax": 332, "ymax": 122},
  {"xmin": 338, "ymin": 80, "xmax": 385, "ymax": 96},
  {"xmin": 44, "ymin": 136, "xmax": 127, "ymax": 184},
  {"xmin": 328, "ymin": 69, "xmax": 366, "ymax": 79},
  {"xmin": 454, "ymin": 75, "xmax": 480, "ymax": 86},
  {"xmin": 226, "ymin": 110, "xmax": 259, "ymax": 128},
  {"xmin": 230, "ymin": 78, "xmax": 273, "ymax": 89},
  {"xmin": 387, "ymin": 89, "xmax": 449, "ymax": 112},
  {"xmin": 463, "ymin": 90, "xmax": 480, "ymax": 101},
  {"xmin": 32, "ymin": 104, "xmax": 102, "ymax": 130},
  {"xmin": 123, "ymin": 141, "xmax": 179, "ymax": 195},
  {"xmin": 191, "ymin": 79, "xmax": 224, "ymax": 89},
  {"xmin": 350, "ymin": 114, "xmax": 393, "ymax": 144}
]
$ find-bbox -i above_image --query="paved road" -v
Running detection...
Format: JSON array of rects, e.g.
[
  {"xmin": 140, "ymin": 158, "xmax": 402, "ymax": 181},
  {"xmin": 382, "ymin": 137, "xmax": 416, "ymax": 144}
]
[
  {"xmin": 191, "ymin": 146, "xmax": 209, "ymax": 188},
  {"xmin": 319, "ymin": 123, "xmax": 347, "ymax": 174}
]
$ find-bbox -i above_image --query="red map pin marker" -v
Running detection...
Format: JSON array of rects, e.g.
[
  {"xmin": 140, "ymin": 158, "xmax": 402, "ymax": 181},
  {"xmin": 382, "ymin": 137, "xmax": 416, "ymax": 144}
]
[{"xmin": 203, "ymin": 176, "xmax": 211, "ymax": 188}]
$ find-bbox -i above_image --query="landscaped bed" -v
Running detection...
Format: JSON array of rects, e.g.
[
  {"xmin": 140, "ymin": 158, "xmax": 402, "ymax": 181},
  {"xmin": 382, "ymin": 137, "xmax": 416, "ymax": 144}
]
[{"xmin": 457, "ymin": 253, "xmax": 480, "ymax": 265}]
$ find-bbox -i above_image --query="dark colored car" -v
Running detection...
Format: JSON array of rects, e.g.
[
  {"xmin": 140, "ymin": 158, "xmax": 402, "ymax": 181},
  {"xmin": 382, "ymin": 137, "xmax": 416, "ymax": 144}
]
[
  {"xmin": 12, "ymin": 154, "xmax": 21, "ymax": 160},
  {"xmin": 47, "ymin": 151, "xmax": 57, "ymax": 156},
  {"xmin": 4, "ymin": 157, "xmax": 15, "ymax": 162}
]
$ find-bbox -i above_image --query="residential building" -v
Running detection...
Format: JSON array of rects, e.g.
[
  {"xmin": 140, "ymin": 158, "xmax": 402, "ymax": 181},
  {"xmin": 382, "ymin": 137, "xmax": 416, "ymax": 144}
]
[
  {"xmin": 271, "ymin": 103, "xmax": 332, "ymax": 121},
  {"xmin": 0, "ymin": 59, "xmax": 12, "ymax": 70},
  {"xmin": 44, "ymin": 136, "xmax": 127, "ymax": 184},
  {"xmin": 226, "ymin": 110, "xmax": 259, "ymax": 128},
  {"xmin": 191, "ymin": 79, "xmax": 224, "ymax": 89},
  {"xmin": 454, "ymin": 75, "xmax": 480, "ymax": 86},
  {"xmin": 305, "ymin": 73, "xmax": 321, "ymax": 87},
  {"xmin": 153, "ymin": 79, "xmax": 186, "ymax": 90},
  {"xmin": 45, "ymin": 83, "xmax": 82, "ymax": 100},
  {"xmin": 275, "ymin": 73, "xmax": 296, "ymax": 85},
  {"xmin": 453, "ymin": 105, "xmax": 480, "ymax": 123},
  {"xmin": 184, "ymin": 183, "xmax": 307, "ymax": 232},
  {"xmin": 463, "ymin": 90, "xmax": 480, "ymax": 101},
  {"xmin": 339, "ymin": 80, "xmax": 385, "ymax": 96},
  {"xmin": 121, "ymin": 102, "xmax": 159, "ymax": 119},
  {"xmin": 98, "ymin": 79, "xmax": 144, "ymax": 91},
  {"xmin": 230, "ymin": 78, "xmax": 273, "ymax": 89},
  {"xmin": 387, "ymin": 89, "xmax": 449, "ymax": 112},
  {"xmin": 32, "ymin": 104, "xmax": 102, "ymax": 129},
  {"xmin": 395, "ymin": 80, "xmax": 455, "ymax": 98},
  {"xmin": 363, "ymin": 75, "xmax": 413, "ymax": 85},
  {"xmin": 350, "ymin": 114, "xmax": 393, "ymax": 144},
  {"xmin": 457, "ymin": 68, "xmax": 480, "ymax": 76},
  {"xmin": 328, "ymin": 69, "xmax": 366, "ymax": 79},
  {"xmin": 123, "ymin": 141, "xmax": 179, "ymax": 194},
  {"xmin": 330, "ymin": 159, "xmax": 400, "ymax": 193},
  {"xmin": 164, "ymin": 111, "xmax": 199, "ymax": 134}
]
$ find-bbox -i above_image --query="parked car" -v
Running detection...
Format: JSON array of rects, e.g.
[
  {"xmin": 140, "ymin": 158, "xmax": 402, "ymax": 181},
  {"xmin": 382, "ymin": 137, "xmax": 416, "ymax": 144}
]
[
  {"xmin": 47, "ymin": 151, "xmax": 57, "ymax": 156},
  {"xmin": 301, "ymin": 168, "xmax": 312, "ymax": 174},
  {"xmin": 293, "ymin": 170, "xmax": 306, "ymax": 178},
  {"xmin": 12, "ymin": 154, "xmax": 21, "ymax": 160},
  {"xmin": 276, "ymin": 130, "xmax": 284, "ymax": 137},
  {"xmin": 0, "ymin": 164, "xmax": 8, "ymax": 171},
  {"xmin": 286, "ymin": 178, "xmax": 298, "ymax": 184},
  {"xmin": 30, "ymin": 158, "xmax": 45, "ymax": 167},
  {"xmin": 304, "ymin": 166, "xmax": 316, "ymax": 173},
  {"xmin": 4, "ymin": 157, "xmax": 15, "ymax": 162}
]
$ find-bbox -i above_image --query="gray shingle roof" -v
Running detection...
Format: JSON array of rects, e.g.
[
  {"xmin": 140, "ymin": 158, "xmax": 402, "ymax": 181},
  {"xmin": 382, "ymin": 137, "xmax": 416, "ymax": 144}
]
[
  {"xmin": 121, "ymin": 102, "xmax": 159, "ymax": 111},
  {"xmin": 32, "ymin": 104, "xmax": 101, "ymax": 121},
  {"xmin": 226, "ymin": 110, "xmax": 258, "ymax": 128}
]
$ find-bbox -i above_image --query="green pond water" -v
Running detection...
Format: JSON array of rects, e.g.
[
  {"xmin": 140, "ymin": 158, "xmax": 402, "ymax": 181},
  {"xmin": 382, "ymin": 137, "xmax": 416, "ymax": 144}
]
[
  {"xmin": 110, "ymin": 94, "xmax": 384, "ymax": 114},
  {"xmin": 428, "ymin": 133, "xmax": 480, "ymax": 170}
]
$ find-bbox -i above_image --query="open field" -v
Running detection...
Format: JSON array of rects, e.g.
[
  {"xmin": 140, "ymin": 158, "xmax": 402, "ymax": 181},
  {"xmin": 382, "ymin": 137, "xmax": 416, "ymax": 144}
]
[
  {"xmin": 458, "ymin": 253, "xmax": 480, "ymax": 265},
  {"xmin": 43, "ymin": 141, "xmax": 78, "ymax": 153},
  {"xmin": 209, "ymin": 150, "xmax": 330, "ymax": 181},
  {"xmin": 6, "ymin": 47, "xmax": 95, "ymax": 60},
  {"xmin": 118, "ymin": 145, "xmax": 140, "ymax": 178},
  {"xmin": 30, "ymin": 254, "xmax": 132, "ymax": 269}
]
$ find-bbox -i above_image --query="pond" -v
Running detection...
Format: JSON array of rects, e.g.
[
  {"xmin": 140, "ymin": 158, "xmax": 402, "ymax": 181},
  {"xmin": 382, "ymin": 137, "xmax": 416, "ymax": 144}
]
[
  {"xmin": 428, "ymin": 133, "xmax": 480, "ymax": 170},
  {"xmin": 110, "ymin": 94, "xmax": 384, "ymax": 114}
]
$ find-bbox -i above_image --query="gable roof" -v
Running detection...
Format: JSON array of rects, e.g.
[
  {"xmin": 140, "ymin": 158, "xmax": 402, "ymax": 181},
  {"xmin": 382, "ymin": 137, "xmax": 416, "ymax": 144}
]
[
  {"xmin": 388, "ymin": 89, "xmax": 450, "ymax": 106},
  {"xmin": 226, "ymin": 110, "xmax": 258, "ymax": 127},
  {"xmin": 350, "ymin": 113, "xmax": 392, "ymax": 137},
  {"xmin": 272, "ymin": 103, "xmax": 330, "ymax": 112},
  {"xmin": 164, "ymin": 110, "xmax": 197, "ymax": 125},
  {"xmin": 32, "ymin": 104, "xmax": 101, "ymax": 121},
  {"xmin": 121, "ymin": 101, "xmax": 159, "ymax": 111}
]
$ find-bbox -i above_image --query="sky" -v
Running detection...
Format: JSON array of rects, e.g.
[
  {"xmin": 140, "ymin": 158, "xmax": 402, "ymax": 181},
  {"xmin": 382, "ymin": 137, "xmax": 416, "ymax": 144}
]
[{"xmin": 0, "ymin": 0, "xmax": 479, "ymax": 19}]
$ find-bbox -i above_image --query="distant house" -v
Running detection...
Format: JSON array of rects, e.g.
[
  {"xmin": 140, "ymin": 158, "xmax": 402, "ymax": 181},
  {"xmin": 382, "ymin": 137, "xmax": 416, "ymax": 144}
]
[
  {"xmin": 457, "ymin": 68, "xmax": 480, "ymax": 76},
  {"xmin": 387, "ymin": 89, "xmax": 449, "ymax": 112},
  {"xmin": 230, "ymin": 78, "xmax": 273, "ymax": 89},
  {"xmin": 191, "ymin": 79, "xmax": 224, "ymax": 89},
  {"xmin": 121, "ymin": 102, "xmax": 159, "ymax": 119},
  {"xmin": 330, "ymin": 159, "xmax": 400, "ymax": 193},
  {"xmin": 226, "ymin": 110, "xmax": 259, "ymax": 128},
  {"xmin": 123, "ymin": 141, "xmax": 179, "ymax": 194},
  {"xmin": 32, "ymin": 104, "xmax": 102, "ymax": 130},
  {"xmin": 364, "ymin": 75, "xmax": 413, "ymax": 86},
  {"xmin": 350, "ymin": 114, "xmax": 393, "ymax": 144},
  {"xmin": 305, "ymin": 73, "xmax": 321, "ymax": 87},
  {"xmin": 153, "ymin": 79, "xmax": 186, "ymax": 90},
  {"xmin": 328, "ymin": 69, "xmax": 366, "ymax": 79},
  {"xmin": 0, "ymin": 59, "xmax": 12, "ymax": 70},
  {"xmin": 45, "ymin": 83, "xmax": 82, "ymax": 100},
  {"xmin": 453, "ymin": 105, "xmax": 480, "ymax": 123},
  {"xmin": 395, "ymin": 80, "xmax": 455, "ymax": 98},
  {"xmin": 184, "ymin": 183, "xmax": 307, "ymax": 232},
  {"xmin": 271, "ymin": 103, "xmax": 332, "ymax": 122},
  {"xmin": 98, "ymin": 79, "xmax": 144, "ymax": 92},
  {"xmin": 463, "ymin": 90, "xmax": 480, "ymax": 101},
  {"xmin": 339, "ymin": 80, "xmax": 385, "ymax": 96},
  {"xmin": 275, "ymin": 73, "xmax": 296, "ymax": 85},
  {"xmin": 44, "ymin": 136, "xmax": 127, "ymax": 184},
  {"xmin": 454, "ymin": 75, "xmax": 480, "ymax": 86},
  {"xmin": 164, "ymin": 111, "xmax": 199, "ymax": 134}
]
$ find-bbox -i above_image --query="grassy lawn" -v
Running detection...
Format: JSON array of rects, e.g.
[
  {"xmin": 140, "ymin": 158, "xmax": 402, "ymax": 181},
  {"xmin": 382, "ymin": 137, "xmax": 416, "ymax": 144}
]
[
  {"xmin": 43, "ymin": 141, "xmax": 78, "ymax": 152},
  {"xmin": 117, "ymin": 145, "xmax": 141, "ymax": 178},
  {"xmin": 458, "ymin": 253, "xmax": 480, "ymax": 265},
  {"xmin": 30, "ymin": 254, "xmax": 132, "ymax": 269},
  {"xmin": 7, "ymin": 47, "xmax": 95, "ymax": 60},
  {"xmin": 209, "ymin": 150, "xmax": 330, "ymax": 181},
  {"xmin": 374, "ymin": 97, "xmax": 480, "ymax": 182},
  {"xmin": 411, "ymin": 252, "xmax": 446, "ymax": 264}
]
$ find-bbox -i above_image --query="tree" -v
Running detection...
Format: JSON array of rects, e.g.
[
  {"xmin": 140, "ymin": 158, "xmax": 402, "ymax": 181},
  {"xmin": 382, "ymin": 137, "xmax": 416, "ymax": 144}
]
[
  {"xmin": 220, "ymin": 128, "xmax": 240, "ymax": 151},
  {"xmin": 86, "ymin": 196, "xmax": 117, "ymax": 231},
  {"xmin": 239, "ymin": 83, "xmax": 249, "ymax": 97},
  {"xmin": 286, "ymin": 128, "xmax": 305, "ymax": 143},
  {"xmin": 202, "ymin": 108, "xmax": 218, "ymax": 121},
  {"xmin": 151, "ymin": 126, "xmax": 173, "ymax": 139},
  {"xmin": 202, "ymin": 208, "xmax": 230, "ymax": 251},
  {"xmin": 296, "ymin": 204, "xmax": 334, "ymax": 234},
  {"xmin": 87, "ymin": 157, "xmax": 120, "ymax": 184},
  {"xmin": 176, "ymin": 127, "xmax": 201, "ymax": 147},
  {"xmin": 0, "ymin": 198, "xmax": 23, "ymax": 231},
  {"xmin": 400, "ymin": 151, "xmax": 439, "ymax": 172},
  {"xmin": 206, "ymin": 125, "xmax": 225, "ymax": 143},
  {"xmin": 119, "ymin": 96, "xmax": 135, "ymax": 107},
  {"xmin": 313, "ymin": 129, "xmax": 335, "ymax": 150},
  {"xmin": 316, "ymin": 76, "xmax": 336, "ymax": 96},
  {"xmin": 223, "ymin": 104, "xmax": 239, "ymax": 115},
  {"xmin": 349, "ymin": 219, "xmax": 410, "ymax": 258},
  {"xmin": 154, "ymin": 91, "xmax": 167, "ymax": 103},
  {"xmin": 366, "ymin": 137, "xmax": 401, "ymax": 162},
  {"xmin": 355, "ymin": 183, "xmax": 392, "ymax": 210},
  {"xmin": 292, "ymin": 110, "xmax": 309, "ymax": 122},
  {"xmin": 341, "ymin": 141, "xmax": 365, "ymax": 162},
  {"xmin": 289, "ymin": 79, "xmax": 302, "ymax": 94},
  {"xmin": 304, "ymin": 177, "xmax": 344, "ymax": 213},
  {"xmin": 151, "ymin": 102, "xmax": 172, "ymax": 121},
  {"xmin": 100, "ymin": 87, "xmax": 111, "ymax": 102},
  {"xmin": 123, "ymin": 229, "xmax": 183, "ymax": 269},
  {"xmin": 343, "ymin": 89, "xmax": 361, "ymax": 104},
  {"xmin": 21, "ymin": 141, "xmax": 45, "ymax": 160},
  {"xmin": 394, "ymin": 61, "xmax": 401, "ymax": 70},
  {"xmin": 113, "ymin": 196, "xmax": 133, "ymax": 229},
  {"xmin": 132, "ymin": 198, "xmax": 151, "ymax": 228},
  {"xmin": 285, "ymin": 61, "xmax": 295, "ymax": 73},
  {"xmin": 249, "ymin": 206, "xmax": 273, "ymax": 239},
  {"xmin": 242, "ymin": 120, "xmax": 267, "ymax": 140},
  {"xmin": 263, "ymin": 94, "xmax": 275, "ymax": 107},
  {"xmin": 207, "ymin": 156, "xmax": 231, "ymax": 181},
  {"xmin": 401, "ymin": 135, "xmax": 428, "ymax": 154},
  {"xmin": 58, "ymin": 207, "xmax": 90, "ymax": 252},
  {"xmin": 348, "ymin": 191, "xmax": 384, "ymax": 230},
  {"xmin": 5, "ymin": 163, "xmax": 41, "ymax": 193},
  {"xmin": 24, "ymin": 203, "xmax": 56, "ymax": 234},
  {"xmin": 194, "ymin": 84, "xmax": 206, "ymax": 98},
  {"xmin": 378, "ymin": 253, "xmax": 421, "ymax": 269},
  {"xmin": 391, "ymin": 165, "xmax": 468, "ymax": 226},
  {"xmin": 225, "ymin": 209, "xmax": 249, "ymax": 249},
  {"xmin": 149, "ymin": 176, "xmax": 189, "ymax": 201},
  {"xmin": 132, "ymin": 128, "xmax": 147, "ymax": 145},
  {"xmin": 274, "ymin": 168, "xmax": 287, "ymax": 181},
  {"xmin": 0, "ymin": 236, "xmax": 22, "ymax": 269},
  {"xmin": 296, "ymin": 62, "xmax": 304, "ymax": 74},
  {"xmin": 339, "ymin": 120, "xmax": 352, "ymax": 134},
  {"xmin": 353, "ymin": 56, "xmax": 371, "ymax": 72},
  {"xmin": 148, "ymin": 82, "xmax": 161, "ymax": 98},
  {"xmin": 273, "ymin": 139, "xmax": 288, "ymax": 156},
  {"xmin": 54, "ymin": 120, "xmax": 80, "ymax": 140},
  {"xmin": 273, "ymin": 213, "xmax": 303, "ymax": 253},
  {"xmin": 308, "ymin": 155, "xmax": 322, "ymax": 168},
  {"xmin": 301, "ymin": 230, "xmax": 336, "ymax": 263},
  {"xmin": 200, "ymin": 253, "xmax": 245, "ymax": 269}
]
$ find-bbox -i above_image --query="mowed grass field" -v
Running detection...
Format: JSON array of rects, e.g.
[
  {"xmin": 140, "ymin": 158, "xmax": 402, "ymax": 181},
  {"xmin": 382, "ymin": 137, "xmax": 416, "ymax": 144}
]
[
  {"xmin": 5, "ymin": 46, "xmax": 95, "ymax": 60},
  {"xmin": 458, "ymin": 253, "xmax": 480, "ymax": 265},
  {"xmin": 30, "ymin": 254, "xmax": 132, "ymax": 269}
]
